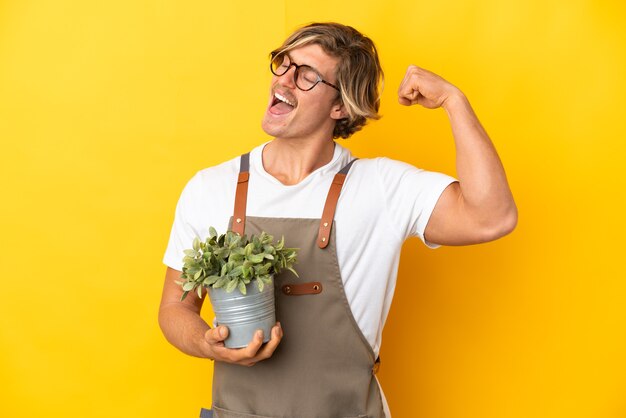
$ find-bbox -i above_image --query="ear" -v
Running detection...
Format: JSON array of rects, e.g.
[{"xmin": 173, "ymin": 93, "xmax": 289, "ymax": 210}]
[{"xmin": 330, "ymin": 101, "xmax": 348, "ymax": 120}]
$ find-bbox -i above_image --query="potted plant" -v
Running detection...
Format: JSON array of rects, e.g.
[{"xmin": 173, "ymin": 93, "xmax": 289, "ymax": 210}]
[{"xmin": 176, "ymin": 227, "xmax": 298, "ymax": 348}]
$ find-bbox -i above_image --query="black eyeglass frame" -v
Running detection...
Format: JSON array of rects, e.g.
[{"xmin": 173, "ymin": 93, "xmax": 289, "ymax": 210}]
[{"xmin": 270, "ymin": 52, "xmax": 341, "ymax": 92}]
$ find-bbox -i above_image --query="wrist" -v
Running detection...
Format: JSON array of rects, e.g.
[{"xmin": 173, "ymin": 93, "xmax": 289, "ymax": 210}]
[
  {"xmin": 442, "ymin": 88, "xmax": 468, "ymax": 113},
  {"xmin": 191, "ymin": 325, "xmax": 214, "ymax": 359}
]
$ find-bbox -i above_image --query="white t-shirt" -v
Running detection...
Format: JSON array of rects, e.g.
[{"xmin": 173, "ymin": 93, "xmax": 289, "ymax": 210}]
[{"xmin": 162, "ymin": 140, "xmax": 458, "ymax": 416}]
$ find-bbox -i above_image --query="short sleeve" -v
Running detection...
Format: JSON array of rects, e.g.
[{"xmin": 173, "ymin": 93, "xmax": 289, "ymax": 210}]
[
  {"xmin": 376, "ymin": 157, "xmax": 458, "ymax": 248},
  {"xmin": 162, "ymin": 173, "xmax": 203, "ymax": 271}
]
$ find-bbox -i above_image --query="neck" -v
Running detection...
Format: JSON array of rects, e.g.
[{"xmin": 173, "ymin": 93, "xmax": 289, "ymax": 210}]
[{"xmin": 262, "ymin": 137, "xmax": 336, "ymax": 186}]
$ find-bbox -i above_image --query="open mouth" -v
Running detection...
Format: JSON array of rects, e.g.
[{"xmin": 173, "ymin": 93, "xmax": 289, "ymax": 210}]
[{"xmin": 269, "ymin": 92, "xmax": 296, "ymax": 115}]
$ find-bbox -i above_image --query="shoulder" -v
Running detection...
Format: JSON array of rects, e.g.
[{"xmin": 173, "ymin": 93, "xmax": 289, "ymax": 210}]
[
  {"xmin": 369, "ymin": 156, "xmax": 455, "ymax": 186},
  {"xmin": 348, "ymin": 156, "xmax": 421, "ymax": 180},
  {"xmin": 342, "ymin": 156, "xmax": 424, "ymax": 193},
  {"xmin": 350, "ymin": 155, "xmax": 423, "ymax": 170},
  {"xmin": 195, "ymin": 155, "xmax": 240, "ymax": 184},
  {"xmin": 372, "ymin": 156, "xmax": 425, "ymax": 175},
  {"xmin": 178, "ymin": 155, "xmax": 240, "ymax": 207}
]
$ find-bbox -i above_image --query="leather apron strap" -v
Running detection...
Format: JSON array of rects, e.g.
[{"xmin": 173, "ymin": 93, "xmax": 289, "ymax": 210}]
[
  {"xmin": 232, "ymin": 151, "xmax": 359, "ymax": 246},
  {"xmin": 317, "ymin": 158, "xmax": 358, "ymax": 248},
  {"xmin": 231, "ymin": 153, "xmax": 250, "ymax": 236}
]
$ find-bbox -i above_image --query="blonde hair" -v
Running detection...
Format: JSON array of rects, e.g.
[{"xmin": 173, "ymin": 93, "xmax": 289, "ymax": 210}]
[{"xmin": 271, "ymin": 22, "xmax": 384, "ymax": 139}]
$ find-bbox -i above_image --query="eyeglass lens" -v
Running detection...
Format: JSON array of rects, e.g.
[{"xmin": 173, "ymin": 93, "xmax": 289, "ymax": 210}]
[{"xmin": 271, "ymin": 53, "xmax": 319, "ymax": 91}]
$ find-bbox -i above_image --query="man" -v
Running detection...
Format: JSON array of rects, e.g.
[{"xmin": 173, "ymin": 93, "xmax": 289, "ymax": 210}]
[{"xmin": 159, "ymin": 22, "xmax": 517, "ymax": 418}]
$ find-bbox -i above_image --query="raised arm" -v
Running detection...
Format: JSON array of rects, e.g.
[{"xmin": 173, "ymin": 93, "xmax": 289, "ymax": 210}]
[{"xmin": 398, "ymin": 65, "xmax": 518, "ymax": 246}]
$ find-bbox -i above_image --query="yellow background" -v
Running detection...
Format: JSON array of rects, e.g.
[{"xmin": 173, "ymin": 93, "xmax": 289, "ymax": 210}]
[{"xmin": 1, "ymin": 1, "xmax": 624, "ymax": 417}]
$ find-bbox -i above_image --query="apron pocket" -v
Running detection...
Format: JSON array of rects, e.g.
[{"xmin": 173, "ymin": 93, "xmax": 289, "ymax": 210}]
[{"xmin": 212, "ymin": 405, "xmax": 274, "ymax": 418}]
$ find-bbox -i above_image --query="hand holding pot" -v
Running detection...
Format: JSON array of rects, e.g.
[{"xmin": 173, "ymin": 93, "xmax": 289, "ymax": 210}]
[{"xmin": 203, "ymin": 322, "xmax": 283, "ymax": 367}]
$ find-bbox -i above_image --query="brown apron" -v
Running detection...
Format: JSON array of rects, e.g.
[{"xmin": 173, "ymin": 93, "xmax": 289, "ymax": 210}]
[{"xmin": 205, "ymin": 152, "xmax": 384, "ymax": 418}]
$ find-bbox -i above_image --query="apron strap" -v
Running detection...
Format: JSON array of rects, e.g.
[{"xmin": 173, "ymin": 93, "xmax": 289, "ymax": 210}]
[
  {"xmin": 232, "ymin": 153, "xmax": 250, "ymax": 236},
  {"xmin": 199, "ymin": 408, "xmax": 213, "ymax": 418},
  {"xmin": 317, "ymin": 158, "xmax": 359, "ymax": 249},
  {"xmin": 232, "ymin": 152, "xmax": 358, "ymax": 246}
]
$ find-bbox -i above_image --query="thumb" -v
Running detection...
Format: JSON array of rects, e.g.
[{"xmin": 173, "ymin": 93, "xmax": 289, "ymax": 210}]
[
  {"xmin": 398, "ymin": 96, "xmax": 412, "ymax": 106},
  {"xmin": 205, "ymin": 326, "xmax": 229, "ymax": 344}
]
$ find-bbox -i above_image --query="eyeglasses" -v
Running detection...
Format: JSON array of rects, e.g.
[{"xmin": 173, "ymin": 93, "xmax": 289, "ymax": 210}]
[{"xmin": 270, "ymin": 52, "xmax": 340, "ymax": 92}]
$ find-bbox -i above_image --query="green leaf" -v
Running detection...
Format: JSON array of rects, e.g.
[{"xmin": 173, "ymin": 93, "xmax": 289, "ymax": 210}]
[
  {"xmin": 193, "ymin": 236, "xmax": 201, "ymax": 251},
  {"xmin": 203, "ymin": 275, "xmax": 219, "ymax": 286},
  {"xmin": 225, "ymin": 279, "xmax": 238, "ymax": 293},
  {"xmin": 229, "ymin": 253, "xmax": 244, "ymax": 262},
  {"xmin": 197, "ymin": 285, "xmax": 203, "ymax": 299},
  {"xmin": 228, "ymin": 265, "xmax": 244, "ymax": 277},
  {"xmin": 182, "ymin": 282, "xmax": 195, "ymax": 291},
  {"xmin": 229, "ymin": 235, "xmax": 241, "ymax": 249},
  {"xmin": 209, "ymin": 226, "xmax": 217, "ymax": 238},
  {"xmin": 258, "ymin": 262, "xmax": 271, "ymax": 274},
  {"xmin": 180, "ymin": 290, "xmax": 189, "ymax": 301},
  {"xmin": 257, "ymin": 279, "xmax": 264, "ymax": 292},
  {"xmin": 220, "ymin": 263, "xmax": 229, "ymax": 276},
  {"xmin": 213, "ymin": 277, "xmax": 228, "ymax": 289},
  {"xmin": 183, "ymin": 249, "xmax": 198, "ymax": 257},
  {"xmin": 238, "ymin": 281, "xmax": 247, "ymax": 295},
  {"xmin": 286, "ymin": 267, "xmax": 299, "ymax": 278},
  {"xmin": 248, "ymin": 254, "xmax": 264, "ymax": 263},
  {"xmin": 194, "ymin": 269, "xmax": 203, "ymax": 280}
]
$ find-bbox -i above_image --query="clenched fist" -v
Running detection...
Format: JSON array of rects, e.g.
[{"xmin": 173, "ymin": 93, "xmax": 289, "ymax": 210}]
[{"xmin": 398, "ymin": 65, "xmax": 462, "ymax": 110}]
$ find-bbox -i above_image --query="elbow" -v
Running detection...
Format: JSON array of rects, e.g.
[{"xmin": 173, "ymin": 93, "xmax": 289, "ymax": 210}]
[
  {"xmin": 501, "ymin": 206, "xmax": 518, "ymax": 236},
  {"xmin": 473, "ymin": 203, "xmax": 517, "ymax": 243},
  {"xmin": 158, "ymin": 305, "xmax": 168, "ymax": 337},
  {"xmin": 486, "ymin": 205, "xmax": 518, "ymax": 241}
]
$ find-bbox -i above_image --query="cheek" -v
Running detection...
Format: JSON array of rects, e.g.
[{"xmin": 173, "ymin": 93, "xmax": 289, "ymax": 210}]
[{"xmin": 303, "ymin": 93, "xmax": 334, "ymax": 113}]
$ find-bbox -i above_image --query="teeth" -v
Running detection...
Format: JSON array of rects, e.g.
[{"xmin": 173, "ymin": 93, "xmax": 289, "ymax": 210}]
[{"xmin": 274, "ymin": 92, "xmax": 295, "ymax": 107}]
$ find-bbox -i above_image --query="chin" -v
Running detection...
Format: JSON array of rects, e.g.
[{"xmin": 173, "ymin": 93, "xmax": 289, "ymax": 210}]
[
  {"xmin": 261, "ymin": 121, "xmax": 278, "ymax": 137},
  {"xmin": 261, "ymin": 118, "xmax": 289, "ymax": 138}
]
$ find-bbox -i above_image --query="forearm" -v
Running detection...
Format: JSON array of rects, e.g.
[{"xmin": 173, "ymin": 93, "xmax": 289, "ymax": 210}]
[
  {"xmin": 443, "ymin": 91, "xmax": 517, "ymax": 229},
  {"xmin": 158, "ymin": 303, "xmax": 212, "ymax": 359}
]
